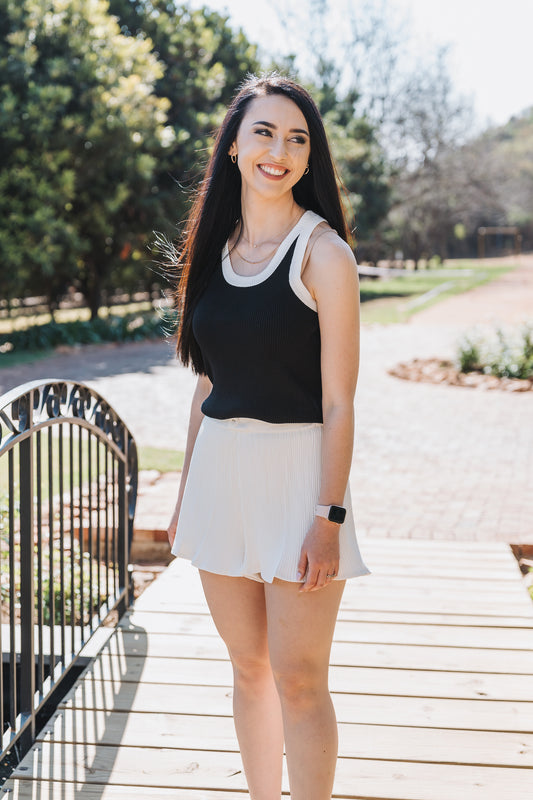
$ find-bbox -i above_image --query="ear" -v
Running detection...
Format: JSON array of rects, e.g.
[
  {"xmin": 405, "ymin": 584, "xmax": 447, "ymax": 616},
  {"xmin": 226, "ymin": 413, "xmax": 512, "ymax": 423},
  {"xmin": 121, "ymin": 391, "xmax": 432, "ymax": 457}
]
[{"xmin": 228, "ymin": 142, "xmax": 237, "ymax": 157}]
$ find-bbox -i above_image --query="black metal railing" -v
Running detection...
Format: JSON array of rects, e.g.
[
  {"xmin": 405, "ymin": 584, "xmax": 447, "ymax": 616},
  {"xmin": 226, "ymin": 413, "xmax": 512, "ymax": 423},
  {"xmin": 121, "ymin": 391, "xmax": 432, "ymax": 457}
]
[{"xmin": 0, "ymin": 379, "xmax": 137, "ymax": 761}]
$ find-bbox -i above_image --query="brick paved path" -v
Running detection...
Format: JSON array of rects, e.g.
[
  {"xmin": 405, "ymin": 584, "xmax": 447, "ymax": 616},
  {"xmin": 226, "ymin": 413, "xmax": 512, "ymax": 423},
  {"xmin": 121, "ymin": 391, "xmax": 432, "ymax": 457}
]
[{"xmin": 1, "ymin": 258, "xmax": 532, "ymax": 544}]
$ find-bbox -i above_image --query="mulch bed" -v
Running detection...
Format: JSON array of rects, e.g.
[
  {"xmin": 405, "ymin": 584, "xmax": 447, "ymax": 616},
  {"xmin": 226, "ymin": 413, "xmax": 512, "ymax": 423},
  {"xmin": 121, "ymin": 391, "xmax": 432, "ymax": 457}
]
[{"xmin": 388, "ymin": 358, "xmax": 533, "ymax": 392}]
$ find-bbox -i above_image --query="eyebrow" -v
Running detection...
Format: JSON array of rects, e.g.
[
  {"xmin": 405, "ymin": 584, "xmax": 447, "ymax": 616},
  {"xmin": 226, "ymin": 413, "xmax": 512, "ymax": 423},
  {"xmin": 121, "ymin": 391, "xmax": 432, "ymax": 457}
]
[{"xmin": 252, "ymin": 120, "xmax": 309, "ymax": 136}]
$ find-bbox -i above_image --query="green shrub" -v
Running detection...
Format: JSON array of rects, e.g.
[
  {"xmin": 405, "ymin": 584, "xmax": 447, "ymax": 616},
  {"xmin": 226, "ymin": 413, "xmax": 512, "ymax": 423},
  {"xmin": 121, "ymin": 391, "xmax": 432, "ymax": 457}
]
[
  {"xmin": 456, "ymin": 323, "xmax": 533, "ymax": 379},
  {"xmin": 458, "ymin": 339, "xmax": 482, "ymax": 373},
  {"xmin": 0, "ymin": 310, "xmax": 178, "ymax": 354}
]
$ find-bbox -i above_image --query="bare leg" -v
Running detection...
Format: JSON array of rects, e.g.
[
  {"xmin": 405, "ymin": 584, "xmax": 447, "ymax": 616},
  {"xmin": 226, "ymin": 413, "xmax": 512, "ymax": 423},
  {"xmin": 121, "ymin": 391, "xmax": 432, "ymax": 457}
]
[
  {"xmin": 199, "ymin": 571, "xmax": 284, "ymax": 800},
  {"xmin": 265, "ymin": 578, "xmax": 345, "ymax": 800}
]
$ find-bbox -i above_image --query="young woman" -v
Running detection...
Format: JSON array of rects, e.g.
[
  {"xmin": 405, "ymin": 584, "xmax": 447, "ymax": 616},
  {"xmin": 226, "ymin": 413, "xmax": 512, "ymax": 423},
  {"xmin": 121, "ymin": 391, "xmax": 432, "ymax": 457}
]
[{"xmin": 167, "ymin": 73, "xmax": 370, "ymax": 800}]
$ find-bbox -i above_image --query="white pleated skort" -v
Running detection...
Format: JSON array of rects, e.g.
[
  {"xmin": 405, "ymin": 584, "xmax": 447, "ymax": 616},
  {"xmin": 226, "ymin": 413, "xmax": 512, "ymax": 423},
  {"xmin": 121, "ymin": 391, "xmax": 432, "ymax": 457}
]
[{"xmin": 171, "ymin": 416, "xmax": 371, "ymax": 584}]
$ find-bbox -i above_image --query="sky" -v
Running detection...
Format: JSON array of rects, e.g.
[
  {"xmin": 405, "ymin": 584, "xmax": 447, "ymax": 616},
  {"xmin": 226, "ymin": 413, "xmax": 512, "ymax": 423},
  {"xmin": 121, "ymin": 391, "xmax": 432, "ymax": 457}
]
[{"xmin": 193, "ymin": 0, "xmax": 533, "ymax": 129}]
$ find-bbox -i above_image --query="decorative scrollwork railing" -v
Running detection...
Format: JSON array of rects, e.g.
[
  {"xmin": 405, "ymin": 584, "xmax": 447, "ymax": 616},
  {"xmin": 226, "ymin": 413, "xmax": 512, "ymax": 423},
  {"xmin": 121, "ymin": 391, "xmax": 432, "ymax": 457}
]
[{"xmin": 0, "ymin": 379, "xmax": 137, "ymax": 762}]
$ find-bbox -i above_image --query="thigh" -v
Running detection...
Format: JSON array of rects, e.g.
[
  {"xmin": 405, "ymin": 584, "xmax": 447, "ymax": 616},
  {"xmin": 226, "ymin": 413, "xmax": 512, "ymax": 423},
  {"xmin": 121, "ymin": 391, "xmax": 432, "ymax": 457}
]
[
  {"xmin": 199, "ymin": 570, "xmax": 269, "ymax": 660},
  {"xmin": 265, "ymin": 579, "xmax": 345, "ymax": 675}
]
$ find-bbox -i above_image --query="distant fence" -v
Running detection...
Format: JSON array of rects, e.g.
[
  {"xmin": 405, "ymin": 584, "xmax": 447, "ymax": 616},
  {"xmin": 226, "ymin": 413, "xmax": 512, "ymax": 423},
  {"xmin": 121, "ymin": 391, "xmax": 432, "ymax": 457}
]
[
  {"xmin": 0, "ymin": 288, "xmax": 163, "ymax": 320},
  {"xmin": 0, "ymin": 380, "xmax": 137, "ymax": 761}
]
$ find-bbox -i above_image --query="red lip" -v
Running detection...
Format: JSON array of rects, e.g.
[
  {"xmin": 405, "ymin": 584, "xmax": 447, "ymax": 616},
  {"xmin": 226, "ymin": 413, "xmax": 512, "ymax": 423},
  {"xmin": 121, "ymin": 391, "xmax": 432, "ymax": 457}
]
[{"xmin": 257, "ymin": 164, "xmax": 289, "ymax": 180}]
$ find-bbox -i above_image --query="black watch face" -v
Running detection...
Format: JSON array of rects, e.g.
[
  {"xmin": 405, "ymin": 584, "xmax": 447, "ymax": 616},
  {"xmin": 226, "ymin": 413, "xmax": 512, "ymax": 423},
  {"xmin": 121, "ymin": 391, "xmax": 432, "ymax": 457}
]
[{"xmin": 328, "ymin": 505, "xmax": 346, "ymax": 524}]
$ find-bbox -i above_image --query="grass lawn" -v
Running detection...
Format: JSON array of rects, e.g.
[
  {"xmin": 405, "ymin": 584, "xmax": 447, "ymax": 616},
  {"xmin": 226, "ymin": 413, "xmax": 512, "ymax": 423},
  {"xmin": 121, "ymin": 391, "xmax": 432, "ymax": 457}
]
[
  {"xmin": 359, "ymin": 260, "xmax": 513, "ymax": 324},
  {"xmin": 0, "ymin": 348, "xmax": 53, "ymax": 369},
  {"xmin": 138, "ymin": 446, "xmax": 184, "ymax": 473},
  {"xmin": 0, "ymin": 441, "xmax": 184, "ymax": 506}
]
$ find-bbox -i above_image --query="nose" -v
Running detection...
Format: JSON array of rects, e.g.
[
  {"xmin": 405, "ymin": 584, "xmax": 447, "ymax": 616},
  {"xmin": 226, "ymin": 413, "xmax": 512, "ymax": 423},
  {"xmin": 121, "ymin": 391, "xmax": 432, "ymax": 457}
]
[{"xmin": 269, "ymin": 136, "xmax": 287, "ymax": 160}]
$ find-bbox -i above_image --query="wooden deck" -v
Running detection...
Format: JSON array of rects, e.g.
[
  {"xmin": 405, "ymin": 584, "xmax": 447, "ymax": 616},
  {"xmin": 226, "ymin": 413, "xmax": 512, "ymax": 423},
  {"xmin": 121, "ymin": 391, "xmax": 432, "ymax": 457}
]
[{"xmin": 5, "ymin": 538, "xmax": 533, "ymax": 799}]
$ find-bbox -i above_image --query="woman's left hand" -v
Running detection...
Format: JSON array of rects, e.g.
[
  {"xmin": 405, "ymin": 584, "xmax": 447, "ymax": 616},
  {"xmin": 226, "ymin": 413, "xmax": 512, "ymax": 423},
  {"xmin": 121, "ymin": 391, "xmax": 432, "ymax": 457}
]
[{"xmin": 297, "ymin": 518, "xmax": 340, "ymax": 592}]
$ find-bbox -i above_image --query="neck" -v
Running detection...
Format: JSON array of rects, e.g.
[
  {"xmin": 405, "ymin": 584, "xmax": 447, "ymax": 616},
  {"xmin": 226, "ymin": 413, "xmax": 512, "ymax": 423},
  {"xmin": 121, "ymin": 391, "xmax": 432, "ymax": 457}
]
[{"xmin": 238, "ymin": 190, "xmax": 301, "ymax": 246}]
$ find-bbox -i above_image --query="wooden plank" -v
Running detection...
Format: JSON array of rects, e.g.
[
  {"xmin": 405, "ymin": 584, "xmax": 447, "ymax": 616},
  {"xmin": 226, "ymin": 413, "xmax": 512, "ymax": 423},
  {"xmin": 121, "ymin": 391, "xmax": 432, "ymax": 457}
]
[
  {"xmin": 11, "ymin": 741, "xmax": 533, "ymax": 799},
  {"xmin": 119, "ymin": 610, "xmax": 533, "ymax": 650},
  {"xmin": 134, "ymin": 577, "xmax": 533, "ymax": 616},
  {"xmin": 336, "ymin": 609, "xmax": 533, "ymax": 628},
  {"xmin": 134, "ymin": 589, "xmax": 533, "ymax": 623},
  {"xmin": 355, "ymin": 539, "xmax": 514, "ymax": 555},
  {"xmin": 150, "ymin": 563, "xmax": 531, "ymax": 599},
  {"xmin": 355, "ymin": 547, "xmax": 517, "ymax": 562},
  {"xmin": 158, "ymin": 567, "xmax": 526, "ymax": 596},
  {"xmin": 354, "ymin": 565, "xmax": 522, "ymax": 581},
  {"xmin": 39, "ymin": 708, "xmax": 533, "ymax": 768},
  {"xmin": 342, "ymin": 576, "xmax": 528, "ymax": 597},
  {"xmin": 61, "ymin": 679, "xmax": 533, "ymax": 732},
  {"xmin": 112, "ymin": 629, "xmax": 533, "ymax": 673},
  {"xmin": 86, "ymin": 651, "xmax": 533, "ymax": 701},
  {"xmin": 333, "ymin": 620, "xmax": 533, "ymax": 649},
  {"xmin": 340, "ymin": 594, "xmax": 532, "ymax": 615},
  {"xmin": 156, "ymin": 566, "xmax": 523, "ymax": 598},
  {"xmin": 162, "ymin": 559, "xmax": 523, "ymax": 581},
  {"xmin": 3, "ymin": 782, "xmax": 252, "ymax": 800},
  {"xmin": 357, "ymin": 549, "xmax": 519, "ymax": 566},
  {"xmin": 359, "ymin": 551, "xmax": 517, "ymax": 566}
]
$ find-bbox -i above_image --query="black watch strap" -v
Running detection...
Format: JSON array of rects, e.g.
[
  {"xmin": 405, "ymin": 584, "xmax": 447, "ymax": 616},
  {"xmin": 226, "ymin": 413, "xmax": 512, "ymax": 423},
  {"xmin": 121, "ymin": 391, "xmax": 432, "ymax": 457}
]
[{"xmin": 315, "ymin": 504, "xmax": 346, "ymax": 524}]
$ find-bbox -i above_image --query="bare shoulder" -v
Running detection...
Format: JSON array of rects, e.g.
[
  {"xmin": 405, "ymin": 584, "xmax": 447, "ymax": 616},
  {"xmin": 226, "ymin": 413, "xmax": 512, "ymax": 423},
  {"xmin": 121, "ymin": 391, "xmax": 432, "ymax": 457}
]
[{"xmin": 302, "ymin": 222, "xmax": 358, "ymax": 299}]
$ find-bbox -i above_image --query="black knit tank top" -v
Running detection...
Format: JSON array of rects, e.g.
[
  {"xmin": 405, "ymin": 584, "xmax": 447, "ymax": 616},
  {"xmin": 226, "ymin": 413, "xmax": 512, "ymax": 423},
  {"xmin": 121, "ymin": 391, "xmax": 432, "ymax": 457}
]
[{"xmin": 192, "ymin": 210, "xmax": 325, "ymax": 423}]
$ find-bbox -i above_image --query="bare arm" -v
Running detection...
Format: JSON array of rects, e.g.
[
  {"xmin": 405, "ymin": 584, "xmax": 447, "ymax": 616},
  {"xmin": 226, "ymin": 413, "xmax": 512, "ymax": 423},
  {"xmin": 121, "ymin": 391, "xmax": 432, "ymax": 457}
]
[
  {"xmin": 296, "ymin": 231, "xmax": 360, "ymax": 591},
  {"xmin": 167, "ymin": 373, "xmax": 212, "ymax": 546}
]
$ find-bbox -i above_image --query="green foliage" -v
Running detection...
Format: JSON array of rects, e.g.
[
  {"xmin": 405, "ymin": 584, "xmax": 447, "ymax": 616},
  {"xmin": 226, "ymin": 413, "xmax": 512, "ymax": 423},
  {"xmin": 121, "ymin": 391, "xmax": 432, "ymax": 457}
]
[
  {"xmin": 0, "ymin": 522, "xmax": 110, "ymax": 626},
  {"xmin": 457, "ymin": 324, "xmax": 533, "ymax": 380},
  {"xmin": 458, "ymin": 340, "xmax": 481, "ymax": 373},
  {"xmin": 107, "ymin": 0, "xmax": 259, "ymax": 233},
  {"xmin": 478, "ymin": 108, "xmax": 533, "ymax": 233},
  {"xmin": 0, "ymin": 309, "xmax": 177, "ymax": 353},
  {"xmin": 0, "ymin": 0, "xmax": 170, "ymax": 315},
  {"xmin": 322, "ymin": 97, "xmax": 390, "ymax": 245},
  {"xmin": 0, "ymin": 0, "xmax": 258, "ymax": 317},
  {"xmin": 299, "ymin": 25, "xmax": 391, "ymax": 248}
]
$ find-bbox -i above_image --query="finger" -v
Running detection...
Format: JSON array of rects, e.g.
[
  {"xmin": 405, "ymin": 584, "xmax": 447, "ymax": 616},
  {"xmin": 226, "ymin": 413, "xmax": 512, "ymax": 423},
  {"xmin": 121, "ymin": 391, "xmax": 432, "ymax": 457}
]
[
  {"xmin": 312, "ymin": 569, "xmax": 329, "ymax": 591},
  {"xmin": 296, "ymin": 551, "xmax": 308, "ymax": 582},
  {"xmin": 300, "ymin": 567, "xmax": 320, "ymax": 592}
]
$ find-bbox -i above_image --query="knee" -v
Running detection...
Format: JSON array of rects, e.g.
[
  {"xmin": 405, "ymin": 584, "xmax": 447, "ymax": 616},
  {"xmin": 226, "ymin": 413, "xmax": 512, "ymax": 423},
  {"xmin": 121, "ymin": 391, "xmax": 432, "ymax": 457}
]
[
  {"xmin": 272, "ymin": 661, "xmax": 327, "ymax": 710},
  {"xmin": 230, "ymin": 650, "xmax": 272, "ymax": 688}
]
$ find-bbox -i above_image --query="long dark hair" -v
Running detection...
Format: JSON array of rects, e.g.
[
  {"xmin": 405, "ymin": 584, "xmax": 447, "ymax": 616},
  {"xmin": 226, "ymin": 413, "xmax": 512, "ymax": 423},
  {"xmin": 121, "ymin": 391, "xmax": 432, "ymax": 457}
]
[{"xmin": 174, "ymin": 72, "xmax": 349, "ymax": 374}]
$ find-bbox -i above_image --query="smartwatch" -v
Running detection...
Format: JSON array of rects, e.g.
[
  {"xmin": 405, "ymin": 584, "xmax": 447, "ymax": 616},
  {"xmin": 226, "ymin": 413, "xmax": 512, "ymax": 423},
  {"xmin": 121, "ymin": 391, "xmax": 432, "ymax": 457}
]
[{"xmin": 315, "ymin": 504, "xmax": 346, "ymax": 524}]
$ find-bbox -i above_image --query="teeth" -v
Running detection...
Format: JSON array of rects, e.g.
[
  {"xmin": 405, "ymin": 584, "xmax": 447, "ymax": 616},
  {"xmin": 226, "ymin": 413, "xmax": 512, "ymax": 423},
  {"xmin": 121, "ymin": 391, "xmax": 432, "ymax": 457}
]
[{"xmin": 260, "ymin": 165, "xmax": 286, "ymax": 176}]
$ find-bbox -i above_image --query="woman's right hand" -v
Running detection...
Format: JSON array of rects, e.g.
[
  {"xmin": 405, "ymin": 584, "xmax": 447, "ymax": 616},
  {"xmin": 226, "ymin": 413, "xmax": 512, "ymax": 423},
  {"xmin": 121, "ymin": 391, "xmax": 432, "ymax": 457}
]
[
  {"xmin": 166, "ymin": 374, "xmax": 211, "ymax": 550},
  {"xmin": 167, "ymin": 505, "xmax": 181, "ymax": 548}
]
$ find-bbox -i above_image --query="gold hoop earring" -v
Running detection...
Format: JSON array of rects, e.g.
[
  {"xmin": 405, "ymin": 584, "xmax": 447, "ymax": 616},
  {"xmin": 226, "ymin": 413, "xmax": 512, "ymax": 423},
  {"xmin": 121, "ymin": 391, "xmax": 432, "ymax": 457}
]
[
  {"xmin": 304, "ymin": 164, "xmax": 310, "ymax": 175},
  {"xmin": 231, "ymin": 154, "xmax": 237, "ymax": 164}
]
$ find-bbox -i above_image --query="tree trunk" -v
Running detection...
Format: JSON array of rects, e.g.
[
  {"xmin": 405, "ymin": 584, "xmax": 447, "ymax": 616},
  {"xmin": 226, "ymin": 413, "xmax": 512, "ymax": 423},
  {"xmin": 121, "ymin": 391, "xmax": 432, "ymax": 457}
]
[{"xmin": 83, "ymin": 272, "xmax": 101, "ymax": 321}]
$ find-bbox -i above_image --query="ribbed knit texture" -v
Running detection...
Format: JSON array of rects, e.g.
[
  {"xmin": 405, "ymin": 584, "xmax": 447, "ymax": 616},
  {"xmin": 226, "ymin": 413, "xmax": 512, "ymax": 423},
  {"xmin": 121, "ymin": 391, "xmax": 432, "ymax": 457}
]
[{"xmin": 192, "ymin": 213, "xmax": 323, "ymax": 423}]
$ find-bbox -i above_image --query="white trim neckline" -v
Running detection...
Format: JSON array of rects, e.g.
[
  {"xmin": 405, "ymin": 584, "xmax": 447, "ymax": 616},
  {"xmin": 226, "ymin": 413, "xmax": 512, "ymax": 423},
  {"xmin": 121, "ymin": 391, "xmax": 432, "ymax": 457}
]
[{"xmin": 222, "ymin": 210, "xmax": 315, "ymax": 287}]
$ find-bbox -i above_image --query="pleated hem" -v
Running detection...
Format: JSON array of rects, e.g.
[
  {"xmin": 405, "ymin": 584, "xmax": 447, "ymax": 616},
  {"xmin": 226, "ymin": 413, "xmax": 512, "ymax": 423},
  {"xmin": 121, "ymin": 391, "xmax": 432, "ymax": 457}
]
[
  {"xmin": 172, "ymin": 551, "xmax": 372, "ymax": 585},
  {"xmin": 170, "ymin": 415, "xmax": 371, "ymax": 584}
]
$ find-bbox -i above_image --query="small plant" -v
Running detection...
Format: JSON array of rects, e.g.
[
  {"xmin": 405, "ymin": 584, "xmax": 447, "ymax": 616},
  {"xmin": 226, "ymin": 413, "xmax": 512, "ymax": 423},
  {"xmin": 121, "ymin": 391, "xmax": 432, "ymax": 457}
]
[
  {"xmin": 458, "ymin": 338, "xmax": 481, "ymax": 373},
  {"xmin": 456, "ymin": 323, "xmax": 533, "ymax": 380},
  {"xmin": 1, "ymin": 526, "xmax": 114, "ymax": 627}
]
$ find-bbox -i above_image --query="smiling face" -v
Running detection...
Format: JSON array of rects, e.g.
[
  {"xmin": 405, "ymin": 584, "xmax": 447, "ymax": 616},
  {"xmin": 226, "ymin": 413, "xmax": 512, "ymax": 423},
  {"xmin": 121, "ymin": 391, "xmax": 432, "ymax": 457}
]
[{"xmin": 229, "ymin": 93, "xmax": 311, "ymax": 200}]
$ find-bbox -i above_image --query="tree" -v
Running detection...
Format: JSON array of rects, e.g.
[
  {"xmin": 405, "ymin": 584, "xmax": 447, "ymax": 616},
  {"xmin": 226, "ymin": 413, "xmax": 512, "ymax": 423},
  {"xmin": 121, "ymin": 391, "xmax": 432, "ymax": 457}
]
[
  {"xmin": 380, "ymin": 49, "xmax": 481, "ymax": 262},
  {"xmin": 268, "ymin": 0, "xmax": 391, "ymax": 251},
  {"xmin": 107, "ymin": 0, "xmax": 259, "ymax": 235},
  {"xmin": 0, "ymin": 0, "xmax": 171, "ymax": 316}
]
